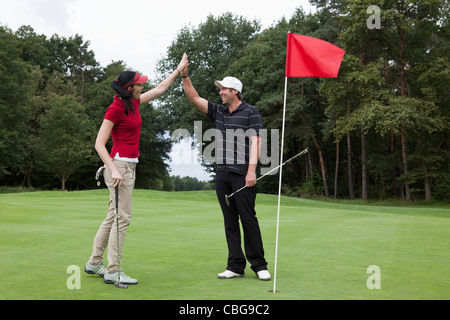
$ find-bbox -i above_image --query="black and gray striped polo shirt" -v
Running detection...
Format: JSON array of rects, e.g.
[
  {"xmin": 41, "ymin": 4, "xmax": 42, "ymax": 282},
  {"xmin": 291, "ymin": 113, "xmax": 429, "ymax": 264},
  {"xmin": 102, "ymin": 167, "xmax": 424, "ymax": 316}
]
[{"xmin": 207, "ymin": 101, "xmax": 263, "ymax": 175}]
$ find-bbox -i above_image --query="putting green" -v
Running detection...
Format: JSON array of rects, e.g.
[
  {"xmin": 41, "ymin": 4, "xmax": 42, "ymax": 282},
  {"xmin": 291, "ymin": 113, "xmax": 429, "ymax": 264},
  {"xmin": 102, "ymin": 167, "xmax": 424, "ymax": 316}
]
[{"xmin": 0, "ymin": 189, "xmax": 449, "ymax": 300}]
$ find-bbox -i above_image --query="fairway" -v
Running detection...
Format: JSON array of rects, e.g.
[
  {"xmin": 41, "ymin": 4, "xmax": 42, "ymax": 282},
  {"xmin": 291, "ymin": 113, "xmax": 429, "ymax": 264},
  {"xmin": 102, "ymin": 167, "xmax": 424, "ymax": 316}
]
[{"xmin": 0, "ymin": 189, "xmax": 449, "ymax": 300}]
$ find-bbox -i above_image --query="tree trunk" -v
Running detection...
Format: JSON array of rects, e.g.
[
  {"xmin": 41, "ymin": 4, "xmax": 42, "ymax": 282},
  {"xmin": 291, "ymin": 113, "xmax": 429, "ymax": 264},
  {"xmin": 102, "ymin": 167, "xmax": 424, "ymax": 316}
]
[
  {"xmin": 423, "ymin": 162, "xmax": 431, "ymax": 201},
  {"xmin": 346, "ymin": 104, "xmax": 355, "ymax": 200},
  {"xmin": 347, "ymin": 133, "xmax": 355, "ymax": 200},
  {"xmin": 334, "ymin": 139, "xmax": 339, "ymax": 199},
  {"xmin": 361, "ymin": 126, "xmax": 369, "ymax": 201},
  {"xmin": 21, "ymin": 167, "xmax": 33, "ymax": 189},
  {"xmin": 390, "ymin": 130, "xmax": 398, "ymax": 197},
  {"xmin": 358, "ymin": 41, "xmax": 368, "ymax": 201},
  {"xmin": 314, "ymin": 139, "xmax": 330, "ymax": 198},
  {"xmin": 400, "ymin": 126, "xmax": 412, "ymax": 201},
  {"xmin": 307, "ymin": 152, "xmax": 313, "ymax": 178},
  {"xmin": 398, "ymin": 21, "xmax": 412, "ymax": 202},
  {"xmin": 298, "ymin": 113, "xmax": 329, "ymax": 197},
  {"xmin": 400, "ymin": 127, "xmax": 412, "ymax": 201}
]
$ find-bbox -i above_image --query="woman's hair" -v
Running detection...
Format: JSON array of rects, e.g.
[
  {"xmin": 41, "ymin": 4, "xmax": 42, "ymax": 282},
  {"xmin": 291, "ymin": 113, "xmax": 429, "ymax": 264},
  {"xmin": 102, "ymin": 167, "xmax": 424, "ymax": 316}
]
[{"xmin": 111, "ymin": 71, "xmax": 137, "ymax": 115}]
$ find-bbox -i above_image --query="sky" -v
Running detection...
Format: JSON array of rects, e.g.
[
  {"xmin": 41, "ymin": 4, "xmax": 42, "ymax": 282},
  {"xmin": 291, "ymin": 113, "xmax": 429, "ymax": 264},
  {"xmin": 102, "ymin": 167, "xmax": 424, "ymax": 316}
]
[{"xmin": 0, "ymin": 0, "xmax": 316, "ymax": 180}]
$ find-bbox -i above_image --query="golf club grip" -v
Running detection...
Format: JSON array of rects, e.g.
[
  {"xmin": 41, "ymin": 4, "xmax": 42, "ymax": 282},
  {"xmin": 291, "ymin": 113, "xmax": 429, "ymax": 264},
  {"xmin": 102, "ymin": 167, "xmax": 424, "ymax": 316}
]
[{"xmin": 115, "ymin": 186, "xmax": 119, "ymax": 209}]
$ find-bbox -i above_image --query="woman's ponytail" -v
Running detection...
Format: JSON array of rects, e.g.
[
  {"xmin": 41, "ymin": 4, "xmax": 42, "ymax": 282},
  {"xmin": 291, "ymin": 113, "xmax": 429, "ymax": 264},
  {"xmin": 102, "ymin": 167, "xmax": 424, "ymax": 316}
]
[{"xmin": 111, "ymin": 72, "xmax": 137, "ymax": 115}]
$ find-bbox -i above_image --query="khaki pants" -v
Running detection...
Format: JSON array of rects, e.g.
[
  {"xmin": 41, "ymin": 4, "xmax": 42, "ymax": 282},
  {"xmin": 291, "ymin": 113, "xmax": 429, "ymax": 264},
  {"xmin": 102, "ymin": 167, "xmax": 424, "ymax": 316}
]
[{"xmin": 88, "ymin": 160, "xmax": 136, "ymax": 274}]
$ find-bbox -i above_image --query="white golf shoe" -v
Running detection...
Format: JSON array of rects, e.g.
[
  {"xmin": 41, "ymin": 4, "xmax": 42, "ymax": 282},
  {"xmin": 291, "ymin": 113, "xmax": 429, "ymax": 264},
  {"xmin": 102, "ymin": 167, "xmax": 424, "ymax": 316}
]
[
  {"xmin": 217, "ymin": 270, "xmax": 244, "ymax": 279},
  {"xmin": 256, "ymin": 270, "xmax": 271, "ymax": 281},
  {"xmin": 104, "ymin": 271, "xmax": 138, "ymax": 285}
]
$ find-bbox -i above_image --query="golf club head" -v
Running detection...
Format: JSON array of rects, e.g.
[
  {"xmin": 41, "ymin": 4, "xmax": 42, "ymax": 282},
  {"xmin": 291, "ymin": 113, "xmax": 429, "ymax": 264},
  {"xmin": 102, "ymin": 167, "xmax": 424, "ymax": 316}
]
[
  {"xmin": 225, "ymin": 195, "xmax": 230, "ymax": 207},
  {"xmin": 115, "ymin": 282, "xmax": 128, "ymax": 289}
]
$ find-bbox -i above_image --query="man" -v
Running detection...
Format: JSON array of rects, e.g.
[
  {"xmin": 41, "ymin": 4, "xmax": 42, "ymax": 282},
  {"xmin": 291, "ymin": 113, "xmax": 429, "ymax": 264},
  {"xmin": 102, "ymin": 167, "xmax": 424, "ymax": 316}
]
[{"xmin": 181, "ymin": 62, "xmax": 270, "ymax": 281}]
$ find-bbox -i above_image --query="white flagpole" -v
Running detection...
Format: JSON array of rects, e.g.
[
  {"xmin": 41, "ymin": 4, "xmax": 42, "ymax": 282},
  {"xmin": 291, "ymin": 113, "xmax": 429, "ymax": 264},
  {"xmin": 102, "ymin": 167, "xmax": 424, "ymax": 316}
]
[{"xmin": 272, "ymin": 76, "xmax": 288, "ymax": 293}]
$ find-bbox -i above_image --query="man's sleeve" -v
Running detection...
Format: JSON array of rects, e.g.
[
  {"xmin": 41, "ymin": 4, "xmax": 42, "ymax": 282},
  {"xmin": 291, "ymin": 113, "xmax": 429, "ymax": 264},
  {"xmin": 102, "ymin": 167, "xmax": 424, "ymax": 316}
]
[{"xmin": 207, "ymin": 101, "xmax": 217, "ymax": 121}]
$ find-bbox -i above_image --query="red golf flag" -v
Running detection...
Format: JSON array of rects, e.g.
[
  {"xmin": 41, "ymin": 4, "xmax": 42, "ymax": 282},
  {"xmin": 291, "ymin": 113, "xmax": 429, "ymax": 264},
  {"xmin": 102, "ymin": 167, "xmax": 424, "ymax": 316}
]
[{"xmin": 285, "ymin": 33, "xmax": 345, "ymax": 78}]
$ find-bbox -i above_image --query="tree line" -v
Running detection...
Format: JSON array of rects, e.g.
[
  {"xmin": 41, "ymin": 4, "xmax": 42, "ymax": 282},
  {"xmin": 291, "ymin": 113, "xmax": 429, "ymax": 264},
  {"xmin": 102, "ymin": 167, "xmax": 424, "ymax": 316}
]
[
  {"xmin": 1, "ymin": 0, "xmax": 449, "ymax": 201},
  {"xmin": 0, "ymin": 25, "xmax": 172, "ymax": 191},
  {"xmin": 156, "ymin": 0, "xmax": 449, "ymax": 201}
]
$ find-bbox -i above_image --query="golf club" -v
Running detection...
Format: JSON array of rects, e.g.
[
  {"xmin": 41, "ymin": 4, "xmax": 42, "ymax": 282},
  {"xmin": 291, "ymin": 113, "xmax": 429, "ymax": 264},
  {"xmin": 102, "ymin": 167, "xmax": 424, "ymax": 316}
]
[
  {"xmin": 114, "ymin": 186, "xmax": 128, "ymax": 289},
  {"xmin": 95, "ymin": 165, "xmax": 105, "ymax": 186},
  {"xmin": 225, "ymin": 147, "xmax": 309, "ymax": 206}
]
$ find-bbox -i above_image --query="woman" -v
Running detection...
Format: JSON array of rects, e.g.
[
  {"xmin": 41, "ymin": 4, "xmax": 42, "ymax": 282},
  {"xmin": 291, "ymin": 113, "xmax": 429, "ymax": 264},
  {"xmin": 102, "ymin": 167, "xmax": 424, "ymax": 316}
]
[{"xmin": 85, "ymin": 54, "xmax": 188, "ymax": 285}]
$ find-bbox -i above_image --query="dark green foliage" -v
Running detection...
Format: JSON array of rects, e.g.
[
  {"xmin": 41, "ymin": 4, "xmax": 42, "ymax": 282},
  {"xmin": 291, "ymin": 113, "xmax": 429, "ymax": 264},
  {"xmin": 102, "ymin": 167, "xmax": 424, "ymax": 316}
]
[{"xmin": 1, "ymin": 1, "xmax": 448, "ymax": 200}]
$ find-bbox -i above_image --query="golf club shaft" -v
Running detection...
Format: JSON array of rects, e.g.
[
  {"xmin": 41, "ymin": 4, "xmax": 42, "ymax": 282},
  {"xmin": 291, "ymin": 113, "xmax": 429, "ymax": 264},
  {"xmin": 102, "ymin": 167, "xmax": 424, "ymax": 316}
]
[
  {"xmin": 115, "ymin": 186, "xmax": 121, "ymax": 285},
  {"xmin": 227, "ymin": 147, "xmax": 309, "ymax": 198},
  {"xmin": 257, "ymin": 147, "xmax": 309, "ymax": 180}
]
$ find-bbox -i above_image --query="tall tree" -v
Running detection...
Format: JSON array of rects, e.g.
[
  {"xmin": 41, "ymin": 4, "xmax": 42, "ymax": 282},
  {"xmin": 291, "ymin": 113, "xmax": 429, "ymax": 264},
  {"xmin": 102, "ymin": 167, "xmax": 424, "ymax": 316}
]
[
  {"xmin": 0, "ymin": 26, "xmax": 34, "ymax": 182},
  {"xmin": 382, "ymin": 0, "xmax": 445, "ymax": 201},
  {"xmin": 36, "ymin": 95, "xmax": 94, "ymax": 191}
]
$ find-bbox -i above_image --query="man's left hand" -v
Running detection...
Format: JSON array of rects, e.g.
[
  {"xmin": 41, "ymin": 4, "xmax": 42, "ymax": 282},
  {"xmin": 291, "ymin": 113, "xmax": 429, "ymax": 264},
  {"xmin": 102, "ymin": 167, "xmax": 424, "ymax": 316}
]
[{"xmin": 246, "ymin": 171, "xmax": 257, "ymax": 188}]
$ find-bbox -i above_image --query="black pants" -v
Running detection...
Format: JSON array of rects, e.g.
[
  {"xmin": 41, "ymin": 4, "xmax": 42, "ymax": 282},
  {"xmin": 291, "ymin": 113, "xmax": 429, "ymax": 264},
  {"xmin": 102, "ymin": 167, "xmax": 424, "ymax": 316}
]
[{"xmin": 215, "ymin": 171, "xmax": 268, "ymax": 275}]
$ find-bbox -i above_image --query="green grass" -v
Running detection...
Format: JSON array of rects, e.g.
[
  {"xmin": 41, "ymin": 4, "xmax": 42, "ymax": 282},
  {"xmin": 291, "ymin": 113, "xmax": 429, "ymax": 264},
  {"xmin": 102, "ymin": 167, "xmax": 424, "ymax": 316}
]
[{"xmin": 0, "ymin": 189, "xmax": 449, "ymax": 300}]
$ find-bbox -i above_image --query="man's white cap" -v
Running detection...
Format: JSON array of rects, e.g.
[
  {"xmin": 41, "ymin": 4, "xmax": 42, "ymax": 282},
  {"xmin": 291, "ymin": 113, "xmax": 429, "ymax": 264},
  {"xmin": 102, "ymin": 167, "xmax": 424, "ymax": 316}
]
[{"xmin": 214, "ymin": 76, "xmax": 243, "ymax": 93}]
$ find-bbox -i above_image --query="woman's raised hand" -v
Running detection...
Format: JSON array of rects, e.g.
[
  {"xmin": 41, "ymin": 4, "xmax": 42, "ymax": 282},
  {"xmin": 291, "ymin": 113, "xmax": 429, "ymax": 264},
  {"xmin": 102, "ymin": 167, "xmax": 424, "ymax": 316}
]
[{"xmin": 177, "ymin": 53, "xmax": 189, "ymax": 75}]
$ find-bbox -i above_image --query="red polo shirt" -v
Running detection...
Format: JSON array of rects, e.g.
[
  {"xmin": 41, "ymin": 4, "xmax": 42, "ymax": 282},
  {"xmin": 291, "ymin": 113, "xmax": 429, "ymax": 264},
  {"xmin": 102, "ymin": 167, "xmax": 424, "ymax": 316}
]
[{"xmin": 104, "ymin": 95, "xmax": 142, "ymax": 159}]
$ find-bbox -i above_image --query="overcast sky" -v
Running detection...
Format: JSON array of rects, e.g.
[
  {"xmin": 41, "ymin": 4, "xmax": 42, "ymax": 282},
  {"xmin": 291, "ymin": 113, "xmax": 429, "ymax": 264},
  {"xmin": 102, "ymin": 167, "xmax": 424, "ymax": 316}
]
[{"xmin": 0, "ymin": 0, "xmax": 316, "ymax": 180}]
